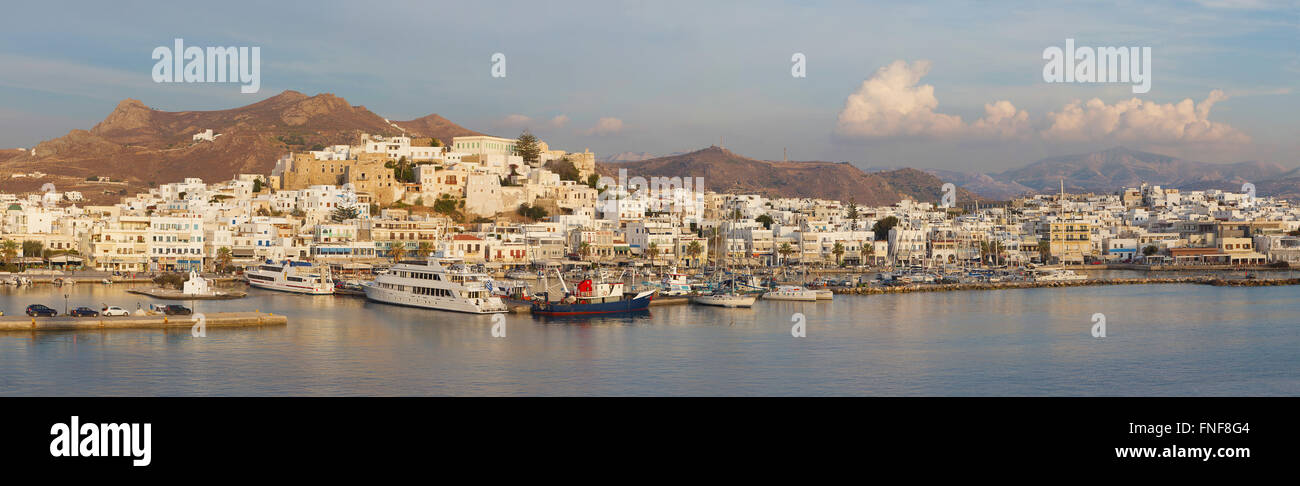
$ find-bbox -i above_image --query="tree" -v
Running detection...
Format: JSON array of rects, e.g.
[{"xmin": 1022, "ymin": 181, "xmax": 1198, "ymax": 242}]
[
  {"xmin": 215, "ymin": 246, "xmax": 234, "ymax": 273},
  {"xmin": 515, "ymin": 131, "xmax": 541, "ymax": 165},
  {"xmin": 433, "ymin": 195, "xmax": 459, "ymax": 215},
  {"xmin": 21, "ymin": 241, "xmax": 43, "ymax": 268},
  {"xmin": 847, "ymin": 199, "xmax": 859, "ymax": 230},
  {"xmin": 778, "ymin": 242, "xmax": 795, "ymax": 265},
  {"xmin": 579, "ymin": 241, "xmax": 591, "ymax": 260},
  {"xmin": 646, "ymin": 242, "xmax": 659, "ymax": 265},
  {"xmin": 755, "ymin": 214, "xmax": 774, "ymax": 230},
  {"xmin": 860, "ymin": 242, "xmax": 874, "ymax": 266},
  {"xmin": 1142, "ymin": 245, "xmax": 1159, "ymax": 257},
  {"xmin": 832, "ymin": 242, "xmax": 845, "ymax": 265},
  {"xmin": 517, "ymin": 203, "xmax": 548, "ymax": 221},
  {"xmin": 252, "ymin": 178, "xmax": 265, "ymax": 193},
  {"xmin": 1, "ymin": 240, "xmax": 18, "ymax": 268},
  {"xmin": 388, "ymin": 244, "xmax": 408, "ymax": 263},
  {"xmin": 331, "ymin": 205, "xmax": 361, "ymax": 222},
  {"xmin": 871, "ymin": 216, "xmax": 899, "ymax": 242},
  {"xmin": 686, "ymin": 241, "xmax": 703, "ymax": 266},
  {"xmin": 1037, "ymin": 240, "xmax": 1052, "ymax": 263},
  {"xmin": 416, "ymin": 241, "xmax": 435, "ymax": 259}
]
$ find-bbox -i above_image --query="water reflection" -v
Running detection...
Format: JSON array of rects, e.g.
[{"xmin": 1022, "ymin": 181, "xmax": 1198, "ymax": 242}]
[{"xmin": 0, "ymin": 282, "xmax": 1296, "ymax": 396}]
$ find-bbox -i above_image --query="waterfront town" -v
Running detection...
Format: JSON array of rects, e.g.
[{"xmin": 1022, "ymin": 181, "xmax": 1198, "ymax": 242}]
[{"xmin": 1, "ymin": 131, "xmax": 1298, "ymax": 280}]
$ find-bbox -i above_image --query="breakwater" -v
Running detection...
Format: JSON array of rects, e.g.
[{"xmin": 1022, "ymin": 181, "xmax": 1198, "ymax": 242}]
[{"xmin": 830, "ymin": 277, "xmax": 1300, "ymax": 295}]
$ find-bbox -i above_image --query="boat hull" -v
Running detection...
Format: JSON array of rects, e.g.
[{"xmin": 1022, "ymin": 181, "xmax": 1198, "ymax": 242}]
[
  {"xmin": 531, "ymin": 295, "xmax": 654, "ymax": 316},
  {"xmin": 693, "ymin": 294, "xmax": 757, "ymax": 308},
  {"xmin": 363, "ymin": 283, "xmax": 507, "ymax": 314},
  {"xmin": 248, "ymin": 280, "xmax": 334, "ymax": 295}
]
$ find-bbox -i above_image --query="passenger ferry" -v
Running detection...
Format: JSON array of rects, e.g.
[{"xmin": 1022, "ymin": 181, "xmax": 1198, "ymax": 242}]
[
  {"xmin": 363, "ymin": 259, "xmax": 508, "ymax": 314},
  {"xmin": 245, "ymin": 260, "xmax": 335, "ymax": 295}
]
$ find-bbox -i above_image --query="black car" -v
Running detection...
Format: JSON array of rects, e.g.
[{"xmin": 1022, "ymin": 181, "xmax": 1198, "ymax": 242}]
[
  {"xmin": 25, "ymin": 304, "xmax": 57, "ymax": 317},
  {"xmin": 162, "ymin": 305, "xmax": 192, "ymax": 316},
  {"xmin": 69, "ymin": 307, "xmax": 99, "ymax": 317}
]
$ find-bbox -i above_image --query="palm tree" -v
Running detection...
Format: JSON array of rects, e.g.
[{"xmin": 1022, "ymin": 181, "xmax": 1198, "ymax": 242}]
[
  {"xmin": 686, "ymin": 241, "xmax": 702, "ymax": 267},
  {"xmin": 778, "ymin": 242, "xmax": 794, "ymax": 265},
  {"xmin": 215, "ymin": 246, "xmax": 233, "ymax": 274},
  {"xmin": 579, "ymin": 241, "xmax": 591, "ymax": 260},
  {"xmin": 1037, "ymin": 240, "xmax": 1052, "ymax": 264},
  {"xmin": 389, "ymin": 243, "xmax": 408, "ymax": 263},
  {"xmin": 860, "ymin": 242, "xmax": 874, "ymax": 267},
  {"xmin": 416, "ymin": 241, "xmax": 435, "ymax": 259},
  {"xmin": 832, "ymin": 242, "xmax": 845, "ymax": 266},
  {"xmin": 1, "ymin": 240, "xmax": 18, "ymax": 268},
  {"xmin": 646, "ymin": 242, "xmax": 659, "ymax": 266}
]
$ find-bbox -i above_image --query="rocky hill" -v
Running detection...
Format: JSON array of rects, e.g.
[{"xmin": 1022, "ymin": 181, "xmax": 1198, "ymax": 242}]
[
  {"xmin": 596, "ymin": 146, "xmax": 979, "ymax": 206},
  {"xmin": 0, "ymin": 90, "xmax": 482, "ymax": 203}
]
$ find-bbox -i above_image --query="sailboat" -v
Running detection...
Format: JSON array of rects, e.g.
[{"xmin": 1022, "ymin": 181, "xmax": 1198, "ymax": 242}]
[{"xmin": 693, "ymin": 220, "xmax": 756, "ymax": 308}]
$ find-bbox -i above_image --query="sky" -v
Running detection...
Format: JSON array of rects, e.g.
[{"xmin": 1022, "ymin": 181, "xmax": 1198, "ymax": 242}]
[{"xmin": 0, "ymin": 0, "xmax": 1296, "ymax": 173}]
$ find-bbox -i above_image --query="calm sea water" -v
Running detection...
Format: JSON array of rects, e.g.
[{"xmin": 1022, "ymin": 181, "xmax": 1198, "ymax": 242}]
[{"xmin": 0, "ymin": 282, "xmax": 1296, "ymax": 396}]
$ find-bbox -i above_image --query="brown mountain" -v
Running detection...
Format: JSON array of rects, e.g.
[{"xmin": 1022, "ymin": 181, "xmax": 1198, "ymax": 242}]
[
  {"xmin": 993, "ymin": 147, "xmax": 1286, "ymax": 194},
  {"xmin": 596, "ymin": 146, "xmax": 978, "ymax": 206},
  {"xmin": 0, "ymin": 90, "xmax": 483, "ymax": 203}
]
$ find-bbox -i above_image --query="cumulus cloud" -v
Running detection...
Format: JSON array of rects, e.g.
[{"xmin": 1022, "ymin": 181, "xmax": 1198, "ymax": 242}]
[
  {"xmin": 835, "ymin": 60, "xmax": 1249, "ymax": 147},
  {"xmin": 1041, "ymin": 90, "xmax": 1249, "ymax": 144},
  {"xmin": 583, "ymin": 117, "xmax": 624, "ymax": 136},
  {"xmin": 835, "ymin": 60, "xmax": 1027, "ymax": 139},
  {"xmin": 548, "ymin": 114, "xmax": 569, "ymax": 128}
]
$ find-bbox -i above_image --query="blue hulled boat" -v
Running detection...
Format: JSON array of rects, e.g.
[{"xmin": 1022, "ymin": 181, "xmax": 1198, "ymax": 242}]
[{"xmin": 531, "ymin": 277, "xmax": 656, "ymax": 316}]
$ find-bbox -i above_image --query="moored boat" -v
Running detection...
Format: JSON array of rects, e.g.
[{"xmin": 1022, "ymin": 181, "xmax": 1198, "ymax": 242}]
[{"xmin": 762, "ymin": 285, "xmax": 819, "ymax": 301}]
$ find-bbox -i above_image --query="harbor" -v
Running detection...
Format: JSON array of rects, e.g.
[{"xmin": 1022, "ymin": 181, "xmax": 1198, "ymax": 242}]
[{"xmin": 1, "ymin": 281, "xmax": 1296, "ymax": 396}]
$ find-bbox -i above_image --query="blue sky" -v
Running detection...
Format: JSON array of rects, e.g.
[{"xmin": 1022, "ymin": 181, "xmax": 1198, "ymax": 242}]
[{"xmin": 0, "ymin": 0, "xmax": 1295, "ymax": 172}]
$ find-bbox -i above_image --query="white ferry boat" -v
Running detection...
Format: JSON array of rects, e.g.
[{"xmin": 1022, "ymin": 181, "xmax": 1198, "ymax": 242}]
[
  {"xmin": 363, "ymin": 260, "xmax": 508, "ymax": 314},
  {"xmin": 245, "ymin": 260, "xmax": 334, "ymax": 294}
]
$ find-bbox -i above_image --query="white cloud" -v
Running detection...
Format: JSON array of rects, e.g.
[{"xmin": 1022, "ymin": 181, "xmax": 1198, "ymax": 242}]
[
  {"xmin": 835, "ymin": 60, "xmax": 1027, "ymax": 139},
  {"xmin": 836, "ymin": 60, "xmax": 1249, "ymax": 147},
  {"xmin": 548, "ymin": 114, "xmax": 569, "ymax": 128},
  {"xmin": 583, "ymin": 117, "xmax": 624, "ymax": 136},
  {"xmin": 1041, "ymin": 90, "xmax": 1249, "ymax": 144},
  {"xmin": 499, "ymin": 114, "xmax": 531, "ymax": 127}
]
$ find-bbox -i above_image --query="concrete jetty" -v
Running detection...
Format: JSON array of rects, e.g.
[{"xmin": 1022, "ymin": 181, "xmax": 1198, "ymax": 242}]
[
  {"xmin": 830, "ymin": 276, "xmax": 1300, "ymax": 295},
  {"xmin": 0, "ymin": 311, "xmax": 287, "ymax": 332},
  {"xmin": 126, "ymin": 288, "xmax": 247, "ymax": 300}
]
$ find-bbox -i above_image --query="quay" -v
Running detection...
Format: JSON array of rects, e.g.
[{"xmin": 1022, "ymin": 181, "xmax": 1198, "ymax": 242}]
[
  {"xmin": 126, "ymin": 288, "xmax": 247, "ymax": 300},
  {"xmin": 0, "ymin": 311, "xmax": 286, "ymax": 332},
  {"xmin": 830, "ymin": 276, "xmax": 1300, "ymax": 295}
]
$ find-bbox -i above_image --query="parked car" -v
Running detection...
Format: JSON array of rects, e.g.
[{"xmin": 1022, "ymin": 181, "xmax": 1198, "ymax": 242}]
[
  {"xmin": 25, "ymin": 304, "xmax": 58, "ymax": 317},
  {"xmin": 69, "ymin": 307, "xmax": 99, "ymax": 317},
  {"xmin": 162, "ymin": 305, "xmax": 192, "ymax": 315},
  {"xmin": 100, "ymin": 306, "xmax": 130, "ymax": 316}
]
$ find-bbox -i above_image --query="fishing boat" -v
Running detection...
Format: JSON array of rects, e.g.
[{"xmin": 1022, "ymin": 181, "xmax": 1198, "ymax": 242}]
[
  {"xmin": 762, "ymin": 285, "xmax": 819, "ymax": 301},
  {"xmin": 660, "ymin": 267, "xmax": 694, "ymax": 296},
  {"xmin": 531, "ymin": 270, "xmax": 656, "ymax": 316}
]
